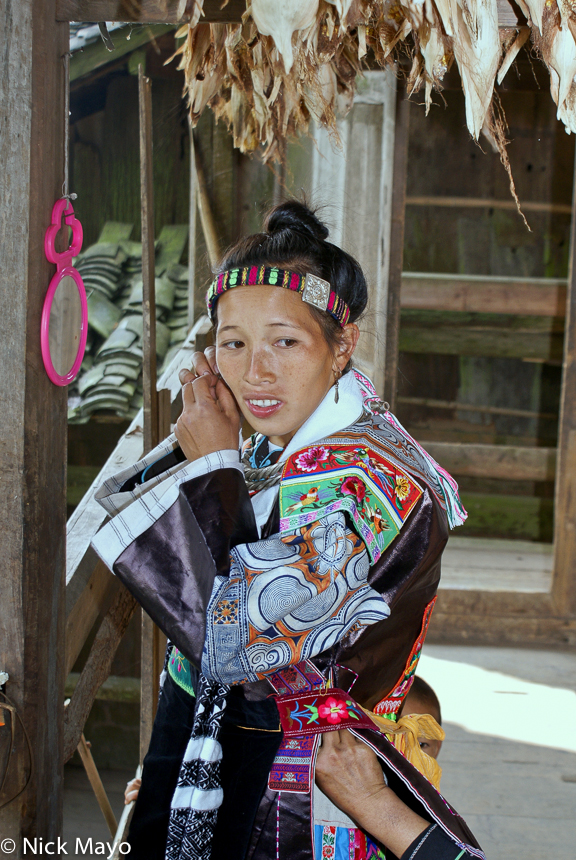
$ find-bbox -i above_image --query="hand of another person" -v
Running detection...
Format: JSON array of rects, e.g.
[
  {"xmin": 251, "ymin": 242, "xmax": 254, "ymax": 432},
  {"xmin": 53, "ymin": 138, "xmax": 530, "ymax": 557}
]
[
  {"xmin": 175, "ymin": 373, "xmax": 241, "ymax": 462},
  {"xmin": 124, "ymin": 776, "xmax": 141, "ymax": 805},
  {"xmin": 315, "ymin": 729, "xmax": 428, "ymax": 857},
  {"xmin": 315, "ymin": 729, "xmax": 389, "ymax": 824}
]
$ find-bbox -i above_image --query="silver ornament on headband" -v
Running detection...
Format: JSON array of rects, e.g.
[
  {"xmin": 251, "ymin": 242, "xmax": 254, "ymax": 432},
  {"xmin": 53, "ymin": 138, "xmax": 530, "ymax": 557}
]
[{"xmin": 302, "ymin": 274, "xmax": 331, "ymax": 311}]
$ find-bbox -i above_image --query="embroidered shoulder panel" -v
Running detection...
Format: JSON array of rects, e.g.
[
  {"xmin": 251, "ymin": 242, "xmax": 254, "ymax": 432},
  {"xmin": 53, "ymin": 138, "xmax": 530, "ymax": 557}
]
[
  {"xmin": 373, "ymin": 596, "xmax": 437, "ymax": 717},
  {"xmin": 279, "ymin": 440, "xmax": 423, "ymax": 563}
]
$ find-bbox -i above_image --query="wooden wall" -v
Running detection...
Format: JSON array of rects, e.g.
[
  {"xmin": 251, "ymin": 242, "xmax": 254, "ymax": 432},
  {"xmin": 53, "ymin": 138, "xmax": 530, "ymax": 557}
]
[{"xmin": 397, "ymin": 52, "xmax": 574, "ymax": 542}]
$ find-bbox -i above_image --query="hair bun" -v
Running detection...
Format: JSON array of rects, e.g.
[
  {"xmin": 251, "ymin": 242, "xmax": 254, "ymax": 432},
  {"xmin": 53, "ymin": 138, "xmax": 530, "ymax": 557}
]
[{"xmin": 265, "ymin": 200, "xmax": 329, "ymax": 242}]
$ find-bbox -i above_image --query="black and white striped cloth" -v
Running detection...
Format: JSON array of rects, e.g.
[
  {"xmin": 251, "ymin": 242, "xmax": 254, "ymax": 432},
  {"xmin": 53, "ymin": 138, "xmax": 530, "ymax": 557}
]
[{"xmin": 165, "ymin": 674, "xmax": 230, "ymax": 860}]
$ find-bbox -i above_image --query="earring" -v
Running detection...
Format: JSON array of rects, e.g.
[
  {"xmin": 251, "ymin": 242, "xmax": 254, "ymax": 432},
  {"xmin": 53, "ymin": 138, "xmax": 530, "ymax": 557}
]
[{"xmin": 334, "ymin": 369, "xmax": 341, "ymax": 404}]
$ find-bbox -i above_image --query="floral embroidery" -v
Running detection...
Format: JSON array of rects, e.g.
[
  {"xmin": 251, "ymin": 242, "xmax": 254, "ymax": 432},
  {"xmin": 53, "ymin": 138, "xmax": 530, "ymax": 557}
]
[
  {"xmin": 278, "ymin": 690, "xmax": 370, "ymax": 734},
  {"xmin": 395, "ymin": 475, "xmax": 411, "ymax": 501},
  {"xmin": 321, "ymin": 825, "xmax": 336, "ymax": 859},
  {"xmin": 280, "ymin": 441, "xmax": 423, "ymax": 564},
  {"xmin": 318, "ymin": 696, "xmax": 350, "ymax": 724},
  {"xmin": 340, "ymin": 475, "xmax": 366, "ymax": 502},
  {"xmin": 295, "ymin": 446, "xmax": 329, "ymax": 472}
]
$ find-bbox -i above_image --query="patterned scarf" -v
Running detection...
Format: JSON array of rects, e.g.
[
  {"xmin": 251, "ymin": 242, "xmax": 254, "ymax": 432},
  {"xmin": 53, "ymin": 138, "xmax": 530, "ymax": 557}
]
[{"xmin": 165, "ymin": 675, "xmax": 229, "ymax": 860}]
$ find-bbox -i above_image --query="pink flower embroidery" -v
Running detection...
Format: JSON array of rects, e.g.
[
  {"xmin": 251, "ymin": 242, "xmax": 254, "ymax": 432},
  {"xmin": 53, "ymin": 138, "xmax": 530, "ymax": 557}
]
[
  {"xmin": 295, "ymin": 446, "xmax": 329, "ymax": 472},
  {"xmin": 340, "ymin": 476, "xmax": 366, "ymax": 502},
  {"xmin": 318, "ymin": 697, "xmax": 349, "ymax": 724}
]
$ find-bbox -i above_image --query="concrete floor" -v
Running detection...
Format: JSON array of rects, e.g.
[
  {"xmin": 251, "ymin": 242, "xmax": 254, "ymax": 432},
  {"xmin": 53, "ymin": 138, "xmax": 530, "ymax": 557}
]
[{"xmin": 64, "ymin": 644, "xmax": 576, "ymax": 859}]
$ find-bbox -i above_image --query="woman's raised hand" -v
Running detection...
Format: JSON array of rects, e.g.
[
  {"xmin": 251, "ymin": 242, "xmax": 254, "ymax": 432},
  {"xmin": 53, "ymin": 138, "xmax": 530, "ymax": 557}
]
[{"xmin": 176, "ymin": 347, "xmax": 240, "ymax": 462}]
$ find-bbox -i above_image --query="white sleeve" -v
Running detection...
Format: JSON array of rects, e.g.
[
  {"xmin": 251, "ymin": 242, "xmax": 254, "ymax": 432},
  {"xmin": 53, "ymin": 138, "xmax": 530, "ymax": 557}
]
[{"xmin": 94, "ymin": 431, "xmax": 241, "ymax": 516}]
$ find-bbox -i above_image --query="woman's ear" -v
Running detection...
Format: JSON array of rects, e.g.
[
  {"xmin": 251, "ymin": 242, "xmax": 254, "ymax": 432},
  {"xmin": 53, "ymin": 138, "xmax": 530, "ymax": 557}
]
[{"xmin": 337, "ymin": 323, "xmax": 360, "ymax": 369}]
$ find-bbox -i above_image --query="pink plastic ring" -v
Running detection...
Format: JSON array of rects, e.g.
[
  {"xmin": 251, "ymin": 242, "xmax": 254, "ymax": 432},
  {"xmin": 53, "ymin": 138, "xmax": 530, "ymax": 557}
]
[{"xmin": 40, "ymin": 266, "xmax": 88, "ymax": 386}]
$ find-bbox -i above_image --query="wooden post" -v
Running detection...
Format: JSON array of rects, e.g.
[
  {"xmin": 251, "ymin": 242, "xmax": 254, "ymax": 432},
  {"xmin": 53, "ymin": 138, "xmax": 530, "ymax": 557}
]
[
  {"xmin": 139, "ymin": 65, "xmax": 158, "ymax": 455},
  {"xmin": 0, "ymin": 1, "xmax": 68, "ymax": 850},
  {"xmin": 552, "ymin": 151, "xmax": 576, "ymax": 616},
  {"xmin": 383, "ymin": 82, "xmax": 410, "ymax": 410},
  {"xmin": 188, "ymin": 123, "xmax": 198, "ymax": 330},
  {"xmin": 138, "ymin": 67, "xmax": 171, "ymax": 762}
]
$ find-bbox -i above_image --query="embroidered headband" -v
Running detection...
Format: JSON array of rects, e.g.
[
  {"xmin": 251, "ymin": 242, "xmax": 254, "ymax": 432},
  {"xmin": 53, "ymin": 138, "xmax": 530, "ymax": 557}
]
[{"xmin": 206, "ymin": 265, "xmax": 351, "ymax": 327}]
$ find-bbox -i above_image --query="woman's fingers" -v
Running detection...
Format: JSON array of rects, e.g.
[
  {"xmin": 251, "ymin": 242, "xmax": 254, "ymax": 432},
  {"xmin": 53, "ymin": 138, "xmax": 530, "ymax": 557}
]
[
  {"xmin": 179, "ymin": 368, "xmax": 196, "ymax": 386},
  {"xmin": 181, "ymin": 379, "xmax": 197, "ymax": 408},
  {"xmin": 191, "ymin": 348, "xmax": 218, "ymax": 377}
]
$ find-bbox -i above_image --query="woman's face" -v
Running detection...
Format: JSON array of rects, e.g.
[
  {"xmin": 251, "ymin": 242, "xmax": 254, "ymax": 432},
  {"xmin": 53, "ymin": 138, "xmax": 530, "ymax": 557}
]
[{"xmin": 215, "ymin": 285, "xmax": 358, "ymax": 447}]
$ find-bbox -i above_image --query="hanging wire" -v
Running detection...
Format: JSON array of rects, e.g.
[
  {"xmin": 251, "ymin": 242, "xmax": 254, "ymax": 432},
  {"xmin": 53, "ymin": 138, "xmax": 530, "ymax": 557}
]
[{"xmin": 62, "ymin": 51, "xmax": 77, "ymax": 202}]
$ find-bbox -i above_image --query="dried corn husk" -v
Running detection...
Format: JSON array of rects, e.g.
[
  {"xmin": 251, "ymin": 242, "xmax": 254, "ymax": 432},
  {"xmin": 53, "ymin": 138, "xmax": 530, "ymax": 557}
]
[{"xmin": 171, "ymin": 0, "xmax": 576, "ymax": 170}]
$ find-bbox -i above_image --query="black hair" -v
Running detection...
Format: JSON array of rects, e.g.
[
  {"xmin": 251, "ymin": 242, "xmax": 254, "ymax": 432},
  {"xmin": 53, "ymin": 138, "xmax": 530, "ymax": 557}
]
[
  {"xmin": 403, "ymin": 676, "xmax": 442, "ymax": 725},
  {"xmin": 214, "ymin": 200, "xmax": 368, "ymax": 361}
]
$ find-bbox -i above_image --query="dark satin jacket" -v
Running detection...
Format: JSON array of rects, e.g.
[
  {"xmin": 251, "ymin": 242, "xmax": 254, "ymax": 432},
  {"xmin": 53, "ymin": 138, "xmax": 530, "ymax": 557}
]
[{"xmin": 110, "ymin": 451, "xmax": 483, "ymax": 860}]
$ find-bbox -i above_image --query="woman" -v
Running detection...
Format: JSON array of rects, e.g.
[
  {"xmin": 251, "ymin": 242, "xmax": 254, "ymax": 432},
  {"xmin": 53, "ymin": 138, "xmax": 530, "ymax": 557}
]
[{"xmin": 92, "ymin": 201, "xmax": 483, "ymax": 860}]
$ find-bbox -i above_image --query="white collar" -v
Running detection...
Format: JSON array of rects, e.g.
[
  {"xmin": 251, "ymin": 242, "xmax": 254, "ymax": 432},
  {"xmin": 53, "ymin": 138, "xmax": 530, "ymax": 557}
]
[{"xmin": 250, "ymin": 369, "xmax": 364, "ymax": 530}]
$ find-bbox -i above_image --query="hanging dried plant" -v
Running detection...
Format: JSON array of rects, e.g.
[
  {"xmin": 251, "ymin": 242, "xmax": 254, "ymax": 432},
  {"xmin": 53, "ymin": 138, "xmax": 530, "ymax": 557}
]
[{"xmin": 171, "ymin": 0, "xmax": 576, "ymax": 173}]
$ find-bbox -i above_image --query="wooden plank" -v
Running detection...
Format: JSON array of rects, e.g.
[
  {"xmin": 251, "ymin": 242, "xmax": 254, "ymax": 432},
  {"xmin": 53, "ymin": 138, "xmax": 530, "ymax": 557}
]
[
  {"xmin": 406, "ymin": 196, "xmax": 572, "ymax": 214},
  {"xmin": 58, "ymin": 0, "xmax": 245, "ymax": 22},
  {"xmin": 384, "ymin": 84, "xmax": 410, "ymax": 409},
  {"xmin": 63, "ymin": 586, "xmax": 137, "ymax": 763},
  {"xmin": 140, "ymin": 388, "xmax": 170, "ymax": 762},
  {"xmin": 401, "ymin": 273, "xmax": 567, "ymax": 317},
  {"xmin": 66, "ymin": 672, "xmax": 141, "ymax": 702},
  {"xmin": 310, "ymin": 71, "xmax": 398, "ymax": 398},
  {"xmin": 428, "ymin": 610, "xmax": 576, "ymax": 647},
  {"xmin": 398, "ymin": 396, "xmax": 557, "ymax": 422},
  {"xmin": 65, "ymin": 561, "xmax": 116, "ymax": 675},
  {"xmin": 552, "ymin": 151, "xmax": 576, "ymax": 616},
  {"xmin": 399, "ymin": 312, "xmax": 564, "ymax": 361},
  {"xmin": 421, "ymin": 441, "xmax": 557, "ymax": 481},
  {"xmin": 140, "ymin": 615, "xmax": 166, "ymax": 762},
  {"xmin": 0, "ymin": 0, "xmax": 68, "ymax": 845}
]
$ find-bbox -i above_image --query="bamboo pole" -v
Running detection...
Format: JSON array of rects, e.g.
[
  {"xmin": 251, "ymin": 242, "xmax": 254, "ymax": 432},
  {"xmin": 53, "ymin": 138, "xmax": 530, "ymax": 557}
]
[
  {"xmin": 76, "ymin": 735, "xmax": 118, "ymax": 838},
  {"xmin": 193, "ymin": 131, "xmax": 222, "ymax": 269}
]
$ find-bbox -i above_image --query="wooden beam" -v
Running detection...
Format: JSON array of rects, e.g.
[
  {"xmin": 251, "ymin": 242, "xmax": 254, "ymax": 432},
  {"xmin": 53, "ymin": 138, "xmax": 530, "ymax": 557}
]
[
  {"xmin": 63, "ymin": 586, "xmax": 137, "ymax": 763},
  {"xmin": 384, "ymin": 83, "xmax": 410, "ymax": 410},
  {"xmin": 57, "ymin": 0, "xmax": 245, "ymax": 22},
  {"xmin": 552, "ymin": 152, "xmax": 576, "ymax": 616},
  {"xmin": 420, "ymin": 441, "xmax": 557, "ymax": 482},
  {"xmin": 401, "ymin": 273, "xmax": 567, "ymax": 318},
  {"xmin": 70, "ymin": 23, "xmax": 175, "ymax": 83},
  {"xmin": 399, "ymin": 396, "xmax": 557, "ymax": 422},
  {"xmin": 65, "ymin": 561, "xmax": 116, "ymax": 675},
  {"xmin": 406, "ymin": 196, "xmax": 572, "ymax": 215},
  {"xmin": 0, "ymin": 0, "xmax": 68, "ymax": 845},
  {"xmin": 58, "ymin": 0, "xmax": 518, "ymax": 28},
  {"xmin": 399, "ymin": 312, "xmax": 564, "ymax": 362}
]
